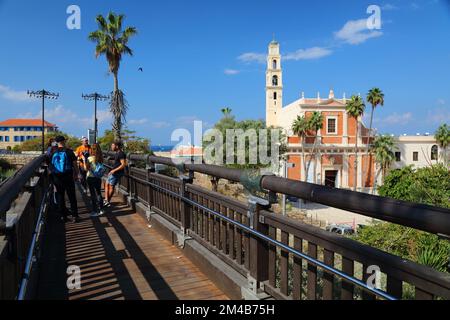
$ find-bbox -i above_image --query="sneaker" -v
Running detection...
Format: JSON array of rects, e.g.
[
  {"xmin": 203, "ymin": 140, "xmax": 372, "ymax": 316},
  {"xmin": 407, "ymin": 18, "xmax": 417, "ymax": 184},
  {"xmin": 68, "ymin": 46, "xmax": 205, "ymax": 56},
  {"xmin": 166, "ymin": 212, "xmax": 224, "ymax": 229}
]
[
  {"xmin": 98, "ymin": 210, "xmax": 105, "ymax": 216},
  {"xmin": 104, "ymin": 201, "xmax": 111, "ymax": 208}
]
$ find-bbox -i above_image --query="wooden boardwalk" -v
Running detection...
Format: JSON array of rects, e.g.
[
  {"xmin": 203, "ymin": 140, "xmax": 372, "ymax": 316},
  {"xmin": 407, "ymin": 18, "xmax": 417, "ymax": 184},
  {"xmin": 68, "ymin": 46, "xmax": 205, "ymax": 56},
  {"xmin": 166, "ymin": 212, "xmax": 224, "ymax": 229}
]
[{"xmin": 36, "ymin": 186, "xmax": 228, "ymax": 300}]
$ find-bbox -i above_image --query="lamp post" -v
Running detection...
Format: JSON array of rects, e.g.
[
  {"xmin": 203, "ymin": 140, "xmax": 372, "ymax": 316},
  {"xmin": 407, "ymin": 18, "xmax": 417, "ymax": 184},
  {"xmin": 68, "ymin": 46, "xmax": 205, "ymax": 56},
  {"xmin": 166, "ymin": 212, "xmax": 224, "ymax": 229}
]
[
  {"xmin": 27, "ymin": 90, "xmax": 59, "ymax": 154},
  {"xmin": 82, "ymin": 93, "xmax": 109, "ymax": 144}
]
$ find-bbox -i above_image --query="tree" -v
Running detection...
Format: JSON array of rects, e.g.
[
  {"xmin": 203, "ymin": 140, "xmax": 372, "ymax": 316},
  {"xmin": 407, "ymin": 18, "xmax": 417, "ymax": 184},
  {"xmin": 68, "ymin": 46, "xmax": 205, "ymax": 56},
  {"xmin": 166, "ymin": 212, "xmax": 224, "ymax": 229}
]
[
  {"xmin": 372, "ymin": 134, "xmax": 396, "ymax": 183},
  {"xmin": 365, "ymin": 88, "xmax": 384, "ymax": 184},
  {"xmin": 306, "ymin": 111, "xmax": 324, "ymax": 183},
  {"xmin": 221, "ymin": 107, "xmax": 232, "ymax": 117},
  {"xmin": 89, "ymin": 12, "xmax": 137, "ymax": 141},
  {"xmin": 204, "ymin": 109, "xmax": 286, "ymax": 170},
  {"xmin": 292, "ymin": 115, "xmax": 310, "ymax": 181},
  {"xmin": 17, "ymin": 132, "xmax": 81, "ymax": 152},
  {"xmin": 356, "ymin": 164, "xmax": 450, "ymax": 273},
  {"xmin": 434, "ymin": 124, "xmax": 449, "ymax": 165},
  {"xmin": 345, "ymin": 95, "xmax": 366, "ymax": 191},
  {"xmin": 98, "ymin": 129, "xmax": 151, "ymax": 154}
]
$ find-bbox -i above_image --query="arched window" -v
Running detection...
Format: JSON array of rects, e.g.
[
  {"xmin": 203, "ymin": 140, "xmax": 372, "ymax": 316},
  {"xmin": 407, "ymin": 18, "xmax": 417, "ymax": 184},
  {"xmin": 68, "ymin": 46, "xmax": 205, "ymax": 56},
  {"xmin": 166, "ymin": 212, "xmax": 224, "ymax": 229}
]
[
  {"xmin": 431, "ymin": 145, "xmax": 438, "ymax": 161},
  {"xmin": 273, "ymin": 59, "xmax": 277, "ymax": 69},
  {"xmin": 273, "ymin": 92, "xmax": 277, "ymax": 100},
  {"xmin": 272, "ymin": 75, "xmax": 278, "ymax": 86}
]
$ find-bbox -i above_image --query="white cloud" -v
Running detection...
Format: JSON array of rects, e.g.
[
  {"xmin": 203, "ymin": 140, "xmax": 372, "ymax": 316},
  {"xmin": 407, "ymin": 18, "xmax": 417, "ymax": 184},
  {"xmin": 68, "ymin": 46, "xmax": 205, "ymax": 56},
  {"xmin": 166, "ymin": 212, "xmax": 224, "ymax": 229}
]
[
  {"xmin": 224, "ymin": 69, "xmax": 240, "ymax": 75},
  {"xmin": 150, "ymin": 121, "xmax": 171, "ymax": 129},
  {"xmin": 427, "ymin": 108, "xmax": 450, "ymax": 124},
  {"xmin": 0, "ymin": 84, "xmax": 30, "ymax": 102},
  {"xmin": 382, "ymin": 3, "xmax": 398, "ymax": 11},
  {"xmin": 129, "ymin": 118, "xmax": 149, "ymax": 125},
  {"xmin": 381, "ymin": 112, "xmax": 413, "ymax": 125},
  {"xmin": 284, "ymin": 47, "xmax": 333, "ymax": 61},
  {"xmin": 237, "ymin": 52, "xmax": 266, "ymax": 64},
  {"xmin": 18, "ymin": 105, "xmax": 112, "ymax": 129},
  {"xmin": 335, "ymin": 18, "xmax": 383, "ymax": 45}
]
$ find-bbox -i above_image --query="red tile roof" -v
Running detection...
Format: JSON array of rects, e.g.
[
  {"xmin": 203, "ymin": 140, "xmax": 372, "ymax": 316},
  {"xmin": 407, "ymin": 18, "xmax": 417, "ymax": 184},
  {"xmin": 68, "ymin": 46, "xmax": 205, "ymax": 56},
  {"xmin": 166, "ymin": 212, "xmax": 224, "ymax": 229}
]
[{"xmin": 0, "ymin": 119, "xmax": 57, "ymax": 127}]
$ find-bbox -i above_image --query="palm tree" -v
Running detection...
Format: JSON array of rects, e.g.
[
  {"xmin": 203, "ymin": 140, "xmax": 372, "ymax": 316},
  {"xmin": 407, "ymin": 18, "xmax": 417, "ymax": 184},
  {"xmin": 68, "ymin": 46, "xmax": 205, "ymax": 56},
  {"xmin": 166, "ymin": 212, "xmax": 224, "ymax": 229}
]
[
  {"xmin": 89, "ymin": 12, "xmax": 137, "ymax": 141},
  {"xmin": 292, "ymin": 115, "xmax": 311, "ymax": 181},
  {"xmin": 435, "ymin": 124, "xmax": 449, "ymax": 165},
  {"xmin": 306, "ymin": 111, "xmax": 324, "ymax": 183},
  {"xmin": 346, "ymin": 95, "xmax": 366, "ymax": 191},
  {"xmin": 372, "ymin": 135, "xmax": 396, "ymax": 183},
  {"xmin": 221, "ymin": 107, "xmax": 232, "ymax": 118},
  {"xmin": 365, "ymin": 88, "xmax": 384, "ymax": 185}
]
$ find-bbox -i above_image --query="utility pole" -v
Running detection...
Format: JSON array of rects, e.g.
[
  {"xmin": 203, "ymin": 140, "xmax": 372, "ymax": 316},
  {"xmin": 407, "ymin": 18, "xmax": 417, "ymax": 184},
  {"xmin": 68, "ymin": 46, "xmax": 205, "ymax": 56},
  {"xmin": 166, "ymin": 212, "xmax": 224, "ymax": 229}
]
[
  {"xmin": 82, "ymin": 93, "xmax": 109, "ymax": 144},
  {"xmin": 27, "ymin": 90, "xmax": 59, "ymax": 154}
]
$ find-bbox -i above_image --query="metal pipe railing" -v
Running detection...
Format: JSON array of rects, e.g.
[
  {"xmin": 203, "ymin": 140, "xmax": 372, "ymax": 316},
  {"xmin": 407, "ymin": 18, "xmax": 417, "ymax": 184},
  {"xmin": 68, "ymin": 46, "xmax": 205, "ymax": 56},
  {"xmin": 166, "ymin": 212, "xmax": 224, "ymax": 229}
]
[
  {"xmin": 110, "ymin": 154, "xmax": 450, "ymax": 237},
  {"xmin": 17, "ymin": 186, "xmax": 51, "ymax": 300},
  {"xmin": 0, "ymin": 155, "xmax": 46, "ymax": 231},
  {"xmin": 120, "ymin": 171, "xmax": 397, "ymax": 300}
]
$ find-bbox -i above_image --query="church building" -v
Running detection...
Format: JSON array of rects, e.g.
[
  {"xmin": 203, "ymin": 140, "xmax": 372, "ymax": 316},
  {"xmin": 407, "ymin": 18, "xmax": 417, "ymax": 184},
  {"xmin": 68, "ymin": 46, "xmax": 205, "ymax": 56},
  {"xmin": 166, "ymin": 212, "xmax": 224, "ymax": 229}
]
[{"xmin": 265, "ymin": 40, "xmax": 377, "ymax": 191}]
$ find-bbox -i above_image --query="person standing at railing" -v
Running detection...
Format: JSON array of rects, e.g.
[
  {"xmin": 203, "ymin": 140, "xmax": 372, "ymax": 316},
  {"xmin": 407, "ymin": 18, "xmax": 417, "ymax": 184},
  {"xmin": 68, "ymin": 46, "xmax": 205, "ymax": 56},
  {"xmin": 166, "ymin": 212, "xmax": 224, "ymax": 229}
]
[
  {"xmin": 83, "ymin": 144, "xmax": 106, "ymax": 217},
  {"xmin": 48, "ymin": 136, "xmax": 81, "ymax": 223},
  {"xmin": 104, "ymin": 141, "xmax": 126, "ymax": 208}
]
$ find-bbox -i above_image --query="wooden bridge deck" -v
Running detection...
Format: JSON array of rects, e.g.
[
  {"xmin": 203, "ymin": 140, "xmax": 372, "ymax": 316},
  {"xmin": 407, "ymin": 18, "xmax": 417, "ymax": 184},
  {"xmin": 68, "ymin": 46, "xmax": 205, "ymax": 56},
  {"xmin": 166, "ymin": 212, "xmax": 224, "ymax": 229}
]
[{"xmin": 36, "ymin": 187, "xmax": 228, "ymax": 300}]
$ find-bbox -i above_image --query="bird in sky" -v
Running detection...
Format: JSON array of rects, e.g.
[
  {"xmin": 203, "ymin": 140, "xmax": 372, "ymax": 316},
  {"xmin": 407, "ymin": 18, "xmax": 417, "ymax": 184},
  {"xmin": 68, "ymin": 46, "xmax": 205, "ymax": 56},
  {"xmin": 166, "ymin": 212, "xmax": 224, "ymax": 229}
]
[{"xmin": 138, "ymin": 67, "xmax": 143, "ymax": 72}]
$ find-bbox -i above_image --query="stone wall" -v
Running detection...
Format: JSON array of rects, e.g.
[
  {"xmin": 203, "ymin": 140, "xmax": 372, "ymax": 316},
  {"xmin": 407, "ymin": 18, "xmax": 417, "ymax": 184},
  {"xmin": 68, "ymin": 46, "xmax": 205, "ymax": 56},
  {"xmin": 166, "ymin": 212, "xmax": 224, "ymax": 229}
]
[{"xmin": 0, "ymin": 154, "xmax": 40, "ymax": 168}]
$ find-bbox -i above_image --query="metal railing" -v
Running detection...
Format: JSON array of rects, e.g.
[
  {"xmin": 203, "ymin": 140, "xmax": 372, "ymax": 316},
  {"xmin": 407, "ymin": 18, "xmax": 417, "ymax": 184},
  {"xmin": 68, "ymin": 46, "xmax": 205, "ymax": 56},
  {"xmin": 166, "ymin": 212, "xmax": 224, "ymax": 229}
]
[
  {"xmin": 0, "ymin": 155, "xmax": 49, "ymax": 300},
  {"xmin": 105, "ymin": 153, "xmax": 450, "ymax": 300}
]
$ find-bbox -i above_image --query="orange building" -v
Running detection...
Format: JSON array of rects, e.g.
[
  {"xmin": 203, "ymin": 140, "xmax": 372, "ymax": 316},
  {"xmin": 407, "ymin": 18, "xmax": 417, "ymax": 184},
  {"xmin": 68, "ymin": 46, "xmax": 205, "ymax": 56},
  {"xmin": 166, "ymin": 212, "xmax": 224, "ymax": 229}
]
[{"xmin": 265, "ymin": 41, "xmax": 377, "ymax": 192}]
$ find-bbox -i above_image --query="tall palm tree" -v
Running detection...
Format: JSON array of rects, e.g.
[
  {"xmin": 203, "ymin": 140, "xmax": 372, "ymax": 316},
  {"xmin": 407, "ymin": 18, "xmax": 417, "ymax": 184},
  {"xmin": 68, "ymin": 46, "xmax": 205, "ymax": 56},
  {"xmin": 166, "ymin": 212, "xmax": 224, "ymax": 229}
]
[
  {"xmin": 89, "ymin": 12, "xmax": 137, "ymax": 141},
  {"xmin": 292, "ymin": 115, "xmax": 310, "ymax": 181},
  {"xmin": 372, "ymin": 135, "xmax": 396, "ymax": 183},
  {"xmin": 306, "ymin": 111, "xmax": 324, "ymax": 183},
  {"xmin": 346, "ymin": 95, "xmax": 366, "ymax": 191},
  {"xmin": 365, "ymin": 88, "xmax": 384, "ymax": 184},
  {"xmin": 435, "ymin": 124, "xmax": 449, "ymax": 165}
]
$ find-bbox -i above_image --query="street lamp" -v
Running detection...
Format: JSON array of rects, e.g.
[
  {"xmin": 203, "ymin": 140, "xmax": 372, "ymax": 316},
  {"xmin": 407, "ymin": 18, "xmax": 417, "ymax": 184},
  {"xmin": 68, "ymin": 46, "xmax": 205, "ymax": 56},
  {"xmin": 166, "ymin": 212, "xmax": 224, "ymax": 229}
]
[
  {"xmin": 82, "ymin": 93, "xmax": 110, "ymax": 144},
  {"xmin": 27, "ymin": 89, "xmax": 59, "ymax": 154}
]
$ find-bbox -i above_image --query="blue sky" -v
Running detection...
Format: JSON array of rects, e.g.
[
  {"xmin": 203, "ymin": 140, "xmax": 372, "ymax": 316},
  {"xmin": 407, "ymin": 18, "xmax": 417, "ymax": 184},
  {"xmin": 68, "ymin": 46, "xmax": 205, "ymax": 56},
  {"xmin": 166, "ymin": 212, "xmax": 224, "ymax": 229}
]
[{"xmin": 0, "ymin": 0, "xmax": 449, "ymax": 144}]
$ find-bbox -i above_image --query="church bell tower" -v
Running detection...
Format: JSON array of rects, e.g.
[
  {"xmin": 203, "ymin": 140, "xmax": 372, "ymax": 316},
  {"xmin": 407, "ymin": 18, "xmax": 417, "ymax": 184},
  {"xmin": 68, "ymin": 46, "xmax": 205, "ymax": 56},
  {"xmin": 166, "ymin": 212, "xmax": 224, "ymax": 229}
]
[{"xmin": 266, "ymin": 40, "xmax": 283, "ymax": 127}]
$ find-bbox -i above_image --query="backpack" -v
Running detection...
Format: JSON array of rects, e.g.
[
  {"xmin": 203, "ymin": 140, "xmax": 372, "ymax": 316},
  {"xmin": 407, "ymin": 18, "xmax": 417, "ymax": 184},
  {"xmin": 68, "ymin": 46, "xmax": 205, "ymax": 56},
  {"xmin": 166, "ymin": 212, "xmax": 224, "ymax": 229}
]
[
  {"xmin": 51, "ymin": 150, "xmax": 72, "ymax": 174},
  {"xmin": 91, "ymin": 162, "xmax": 106, "ymax": 179}
]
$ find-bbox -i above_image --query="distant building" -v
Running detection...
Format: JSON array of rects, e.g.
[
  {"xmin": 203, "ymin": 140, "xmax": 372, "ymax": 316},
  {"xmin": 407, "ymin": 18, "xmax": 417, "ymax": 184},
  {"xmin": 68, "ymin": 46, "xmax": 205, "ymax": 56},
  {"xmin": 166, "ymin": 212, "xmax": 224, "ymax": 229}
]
[
  {"xmin": 0, "ymin": 119, "xmax": 58, "ymax": 150},
  {"xmin": 393, "ymin": 135, "xmax": 444, "ymax": 170}
]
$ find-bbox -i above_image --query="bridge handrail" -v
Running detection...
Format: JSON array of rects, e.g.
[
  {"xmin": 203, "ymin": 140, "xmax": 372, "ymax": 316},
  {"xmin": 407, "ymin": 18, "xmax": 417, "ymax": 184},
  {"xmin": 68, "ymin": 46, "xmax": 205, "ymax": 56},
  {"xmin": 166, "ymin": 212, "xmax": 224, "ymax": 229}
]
[
  {"xmin": 0, "ymin": 155, "xmax": 46, "ymax": 232},
  {"xmin": 104, "ymin": 153, "xmax": 450, "ymax": 300},
  {"xmin": 110, "ymin": 153, "xmax": 450, "ymax": 237}
]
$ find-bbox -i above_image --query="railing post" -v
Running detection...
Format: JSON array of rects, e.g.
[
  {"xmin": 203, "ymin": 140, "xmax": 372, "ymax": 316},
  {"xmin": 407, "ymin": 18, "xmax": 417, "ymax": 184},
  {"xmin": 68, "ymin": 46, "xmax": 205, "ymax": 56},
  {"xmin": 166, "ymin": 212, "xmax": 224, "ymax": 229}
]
[
  {"xmin": 179, "ymin": 171, "xmax": 194, "ymax": 235},
  {"xmin": 126, "ymin": 154, "xmax": 136, "ymax": 210},
  {"xmin": 146, "ymin": 157, "xmax": 155, "ymax": 209},
  {"xmin": 244, "ymin": 196, "xmax": 271, "ymax": 299}
]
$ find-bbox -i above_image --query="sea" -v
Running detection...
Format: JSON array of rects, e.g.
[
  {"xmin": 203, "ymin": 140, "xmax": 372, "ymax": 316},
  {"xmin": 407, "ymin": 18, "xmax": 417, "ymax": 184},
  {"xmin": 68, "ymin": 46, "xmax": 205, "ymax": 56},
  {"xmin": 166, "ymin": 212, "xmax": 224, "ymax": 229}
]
[{"xmin": 151, "ymin": 145, "xmax": 174, "ymax": 152}]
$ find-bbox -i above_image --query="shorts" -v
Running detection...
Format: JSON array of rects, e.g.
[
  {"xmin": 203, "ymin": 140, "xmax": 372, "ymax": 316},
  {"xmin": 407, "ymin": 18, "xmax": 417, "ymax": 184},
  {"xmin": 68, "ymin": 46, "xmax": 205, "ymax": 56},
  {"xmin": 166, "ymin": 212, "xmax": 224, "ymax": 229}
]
[{"xmin": 107, "ymin": 172, "xmax": 124, "ymax": 186}]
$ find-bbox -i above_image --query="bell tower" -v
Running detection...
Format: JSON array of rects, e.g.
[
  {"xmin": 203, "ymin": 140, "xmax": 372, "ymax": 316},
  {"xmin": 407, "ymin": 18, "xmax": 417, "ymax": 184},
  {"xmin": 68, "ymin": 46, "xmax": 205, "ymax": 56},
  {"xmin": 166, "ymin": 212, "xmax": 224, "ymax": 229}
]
[{"xmin": 266, "ymin": 40, "xmax": 283, "ymax": 127}]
